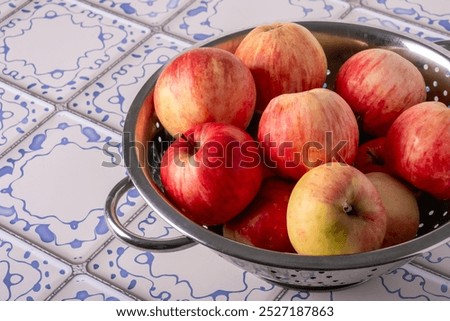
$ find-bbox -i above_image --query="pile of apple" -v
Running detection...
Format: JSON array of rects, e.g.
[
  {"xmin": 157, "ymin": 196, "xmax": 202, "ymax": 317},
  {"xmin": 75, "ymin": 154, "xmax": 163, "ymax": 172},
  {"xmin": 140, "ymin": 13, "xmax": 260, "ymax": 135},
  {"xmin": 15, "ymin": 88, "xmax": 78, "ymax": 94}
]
[{"xmin": 153, "ymin": 22, "xmax": 450, "ymax": 256}]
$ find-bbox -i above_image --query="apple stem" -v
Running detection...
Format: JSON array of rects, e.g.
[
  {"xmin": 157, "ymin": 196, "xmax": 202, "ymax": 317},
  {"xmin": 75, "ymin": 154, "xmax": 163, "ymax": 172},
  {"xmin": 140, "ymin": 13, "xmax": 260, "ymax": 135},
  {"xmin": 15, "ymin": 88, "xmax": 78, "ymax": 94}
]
[
  {"xmin": 343, "ymin": 202, "xmax": 355, "ymax": 216},
  {"xmin": 179, "ymin": 133, "xmax": 189, "ymax": 141},
  {"xmin": 179, "ymin": 133, "xmax": 199, "ymax": 155},
  {"xmin": 366, "ymin": 149, "xmax": 384, "ymax": 166}
]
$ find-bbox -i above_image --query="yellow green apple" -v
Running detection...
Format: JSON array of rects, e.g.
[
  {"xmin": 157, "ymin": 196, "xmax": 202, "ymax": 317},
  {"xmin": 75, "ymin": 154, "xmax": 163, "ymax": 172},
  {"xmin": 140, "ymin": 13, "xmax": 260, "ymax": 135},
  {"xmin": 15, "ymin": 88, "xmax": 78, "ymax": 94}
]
[{"xmin": 287, "ymin": 162, "xmax": 387, "ymax": 255}]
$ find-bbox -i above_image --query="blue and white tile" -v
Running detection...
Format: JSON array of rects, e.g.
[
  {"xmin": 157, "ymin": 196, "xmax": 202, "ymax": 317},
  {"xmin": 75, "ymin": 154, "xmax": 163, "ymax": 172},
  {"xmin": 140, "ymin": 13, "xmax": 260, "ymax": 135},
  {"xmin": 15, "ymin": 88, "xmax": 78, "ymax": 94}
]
[
  {"xmin": 281, "ymin": 264, "xmax": 450, "ymax": 301},
  {"xmin": 0, "ymin": 81, "xmax": 54, "ymax": 155},
  {"xmin": 0, "ymin": 0, "xmax": 26, "ymax": 19},
  {"xmin": 0, "ymin": 111, "xmax": 144, "ymax": 263},
  {"xmin": 344, "ymin": 7, "xmax": 449, "ymax": 42},
  {"xmin": 0, "ymin": 229, "xmax": 71, "ymax": 301},
  {"xmin": 414, "ymin": 242, "xmax": 450, "ymax": 278},
  {"xmin": 361, "ymin": 0, "xmax": 450, "ymax": 36},
  {"xmin": 0, "ymin": 0, "xmax": 149, "ymax": 103},
  {"xmin": 164, "ymin": 0, "xmax": 350, "ymax": 42},
  {"xmin": 86, "ymin": 0, "xmax": 193, "ymax": 26},
  {"xmin": 69, "ymin": 33, "xmax": 189, "ymax": 131},
  {"xmin": 88, "ymin": 206, "xmax": 282, "ymax": 301},
  {"xmin": 50, "ymin": 274, "xmax": 134, "ymax": 301}
]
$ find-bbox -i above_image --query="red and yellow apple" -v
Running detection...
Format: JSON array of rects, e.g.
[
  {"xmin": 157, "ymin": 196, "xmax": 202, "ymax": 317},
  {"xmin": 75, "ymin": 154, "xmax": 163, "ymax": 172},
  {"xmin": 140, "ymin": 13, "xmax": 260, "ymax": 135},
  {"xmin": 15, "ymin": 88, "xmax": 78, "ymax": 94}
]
[
  {"xmin": 366, "ymin": 172, "xmax": 420, "ymax": 248},
  {"xmin": 154, "ymin": 47, "xmax": 256, "ymax": 136},
  {"xmin": 335, "ymin": 48, "xmax": 426, "ymax": 137},
  {"xmin": 287, "ymin": 163, "xmax": 387, "ymax": 255},
  {"xmin": 235, "ymin": 22, "xmax": 327, "ymax": 112},
  {"xmin": 223, "ymin": 178, "xmax": 296, "ymax": 253},
  {"xmin": 160, "ymin": 122, "xmax": 263, "ymax": 226},
  {"xmin": 257, "ymin": 88, "xmax": 359, "ymax": 181},
  {"xmin": 385, "ymin": 101, "xmax": 450, "ymax": 200}
]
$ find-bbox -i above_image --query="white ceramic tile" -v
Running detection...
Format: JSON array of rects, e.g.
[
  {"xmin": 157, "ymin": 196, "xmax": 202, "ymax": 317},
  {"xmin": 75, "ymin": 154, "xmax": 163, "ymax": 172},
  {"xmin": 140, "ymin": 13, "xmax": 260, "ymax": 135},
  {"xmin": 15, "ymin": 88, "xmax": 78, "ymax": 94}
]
[
  {"xmin": 0, "ymin": 229, "xmax": 71, "ymax": 301},
  {"xmin": 50, "ymin": 274, "xmax": 134, "ymax": 301},
  {"xmin": 88, "ymin": 206, "xmax": 282, "ymax": 301},
  {"xmin": 0, "ymin": 82, "xmax": 54, "ymax": 155},
  {"xmin": 344, "ymin": 7, "xmax": 449, "ymax": 42},
  {"xmin": 85, "ymin": 0, "xmax": 193, "ymax": 26},
  {"xmin": 0, "ymin": 0, "xmax": 149, "ymax": 103},
  {"xmin": 0, "ymin": 0, "xmax": 26, "ymax": 19},
  {"xmin": 164, "ymin": 0, "xmax": 350, "ymax": 42},
  {"xmin": 281, "ymin": 264, "xmax": 450, "ymax": 301},
  {"xmin": 0, "ymin": 111, "xmax": 144, "ymax": 263},
  {"xmin": 361, "ymin": 0, "xmax": 450, "ymax": 35},
  {"xmin": 414, "ymin": 242, "xmax": 450, "ymax": 278},
  {"xmin": 69, "ymin": 33, "xmax": 190, "ymax": 131}
]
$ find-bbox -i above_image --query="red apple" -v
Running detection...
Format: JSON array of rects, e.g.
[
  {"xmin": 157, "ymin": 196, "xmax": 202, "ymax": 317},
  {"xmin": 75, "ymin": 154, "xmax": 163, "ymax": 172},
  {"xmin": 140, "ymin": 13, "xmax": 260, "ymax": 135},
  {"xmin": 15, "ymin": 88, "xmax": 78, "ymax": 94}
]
[
  {"xmin": 257, "ymin": 88, "xmax": 359, "ymax": 181},
  {"xmin": 366, "ymin": 172, "xmax": 420, "ymax": 248},
  {"xmin": 235, "ymin": 22, "xmax": 327, "ymax": 112},
  {"xmin": 154, "ymin": 47, "xmax": 256, "ymax": 136},
  {"xmin": 287, "ymin": 163, "xmax": 387, "ymax": 255},
  {"xmin": 354, "ymin": 137, "xmax": 389, "ymax": 174},
  {"xmin": 335, "ymin": 48, "xmax": 426, "ymax": 137},
  {"xmin": 385, "ymin": 101, "xmax": 450, "ymax": 200},
  {"xmin": 223, "ymin": 178, "xmax": 296, "ymax": 253},
  {"xmin": 160, "ymin": 122, "xmax": 263, "ymax": 226}
]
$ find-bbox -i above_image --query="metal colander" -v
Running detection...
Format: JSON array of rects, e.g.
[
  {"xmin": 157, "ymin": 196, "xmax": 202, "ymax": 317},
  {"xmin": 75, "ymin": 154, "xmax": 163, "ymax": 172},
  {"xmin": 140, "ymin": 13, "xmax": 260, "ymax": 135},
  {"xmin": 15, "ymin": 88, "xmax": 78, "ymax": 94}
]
[{"xmin": 105, "ymin": 21, "xmax": 450, "ymax": 290}]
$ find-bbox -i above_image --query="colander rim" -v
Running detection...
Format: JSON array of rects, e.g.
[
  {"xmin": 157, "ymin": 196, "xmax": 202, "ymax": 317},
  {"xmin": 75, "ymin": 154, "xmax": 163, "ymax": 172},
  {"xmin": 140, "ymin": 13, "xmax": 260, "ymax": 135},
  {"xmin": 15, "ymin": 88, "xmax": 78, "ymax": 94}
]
[{"xmin": 123, "ymin": 20, "xmax": 450, "ymax": 271}]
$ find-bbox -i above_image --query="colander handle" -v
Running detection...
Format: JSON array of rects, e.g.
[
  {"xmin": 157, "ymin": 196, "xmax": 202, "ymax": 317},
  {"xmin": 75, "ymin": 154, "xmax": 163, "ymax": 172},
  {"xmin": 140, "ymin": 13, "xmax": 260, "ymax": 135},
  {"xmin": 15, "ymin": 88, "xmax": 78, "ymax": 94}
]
[{"xmin": 105, "ymin": 177, "xmax": 196, "ymax": 252}]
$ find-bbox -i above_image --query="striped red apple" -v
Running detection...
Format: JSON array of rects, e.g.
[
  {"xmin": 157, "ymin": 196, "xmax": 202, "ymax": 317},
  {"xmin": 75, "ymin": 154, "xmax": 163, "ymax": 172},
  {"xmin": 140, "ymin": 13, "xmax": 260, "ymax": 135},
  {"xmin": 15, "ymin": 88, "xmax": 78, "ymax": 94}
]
[
  {"xmin": 235, "ymin": 22, "xmax": 327, "ymax": 112},
  {"xmin": 154, "ymin": 47, "xmax": 256, "ymax": 137},
  {"xmin": 385, "ymin": 101, "xmax": 450, "ymax": 200},
  {"xmin": 257, "ymin": 88, "xmax": 359, "ymax": 181},
  {"xmin": 335, "ymin": 48, "xmax": 426, "ymax": 137}
]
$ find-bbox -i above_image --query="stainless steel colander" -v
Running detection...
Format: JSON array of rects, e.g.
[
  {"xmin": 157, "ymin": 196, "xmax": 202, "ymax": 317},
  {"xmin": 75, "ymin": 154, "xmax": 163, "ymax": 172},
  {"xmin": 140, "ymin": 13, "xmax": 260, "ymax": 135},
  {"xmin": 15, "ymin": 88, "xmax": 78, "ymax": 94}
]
[{"xmin": 105, "ymin": 21, "xmax": 450, "ymax": 290}]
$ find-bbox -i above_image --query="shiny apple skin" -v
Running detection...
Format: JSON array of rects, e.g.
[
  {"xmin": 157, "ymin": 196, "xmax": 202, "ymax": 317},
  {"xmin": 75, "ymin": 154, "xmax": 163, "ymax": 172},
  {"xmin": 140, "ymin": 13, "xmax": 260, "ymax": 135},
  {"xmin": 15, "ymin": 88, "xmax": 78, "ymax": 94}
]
[
  {"xmin": 335, "ymin": 48, "xmax": 426, "ymax": 137},
  {"xmin": 154, "ymin": 47, "xmax": 256, "ymax": 136},
  {"xmin": 235, "ymin": 22, "xmax": 327, "ymax": 112},
  {"xmin": 223, "ymin": 178, "xmax": 296, "ymax": 253},
  {"xmin": 385, "ymin": 101, "xmax": 450, "ymax": 200},
  {"xmin": 287, "ymin": 163, "xmax": 387, "ymax": 255},
  {"xmin": 160, "ymin": 122, "xmax": 264, "ymax": 226}
]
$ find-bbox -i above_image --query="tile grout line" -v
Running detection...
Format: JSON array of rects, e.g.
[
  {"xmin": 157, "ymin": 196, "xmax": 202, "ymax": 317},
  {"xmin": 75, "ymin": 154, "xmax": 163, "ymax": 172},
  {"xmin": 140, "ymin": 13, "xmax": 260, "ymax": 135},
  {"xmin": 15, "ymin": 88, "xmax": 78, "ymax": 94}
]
[
  {"xmin": 409, "ymin": 261, "xmax": 450, "ymax": 282},
  {"xmin": 0, "ymin": 0, "xmax": 32, "ymax": 24},
  {"xmin": 357, "ymin": 1, "xmax": 450, "ymax": 39},
  {"xmin": 74, "ymin": 0, "xmax": 198, "ymax": 45},
  {"xmin": 0, "ymin": 202, "xmax": 149, "ymax": 301}
]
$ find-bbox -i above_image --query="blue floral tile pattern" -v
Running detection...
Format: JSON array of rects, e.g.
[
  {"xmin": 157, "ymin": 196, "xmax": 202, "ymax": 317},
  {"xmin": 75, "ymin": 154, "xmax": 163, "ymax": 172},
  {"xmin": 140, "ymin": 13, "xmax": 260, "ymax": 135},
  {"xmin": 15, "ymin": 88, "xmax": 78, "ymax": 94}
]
[
  {"xmin": 0, "ymin": 0, "xmax": 448, "ymax": 302},
  {"xmin": 164, "ymin": 0, "xmax": 350, "ymax": 42},
  {"xmin": 0, "ymin": 0, "xmax": 26, "ymax": 19},
  {"xmin": 50, "ymin": 274, "xmax": 134, "ymax": 301},
  {"xmin": 343, "ymin": 7, "xmax": 449, "ymax": 42},
  {"xmin": 414, "ymin": 242, "xmax": 450, "ymax": 278},
  {"xmin": 361, "ymin": 0, "xmax": 450, "ymax": 35},
  {"xmin": 86, "ymin": 0, "xmax": 193, "ymax": 26},
  {"xmin": 0, "ymin": 0, "xmax": 149, "ymax": 103},
  {"xmin": 88, "ymin": 206, "xmax": 282, "ymax": 301},
  {"xmin": 281, "ymin": 264, "xmax": 450, "ymax": 301},
  {"xmin": 0, "ymin": 82, "xmax": 54, "ymax": 155},
  {"xmin": 69, "ymin": 33, "xmax": 189, "ymax": 131},
  {"xmin": 0, "ymin": 230, "xmax": 71, "ymax": 301},
  {"xmin": 0, "ymin": 111, "xmax": 142, "ymax": 263}
]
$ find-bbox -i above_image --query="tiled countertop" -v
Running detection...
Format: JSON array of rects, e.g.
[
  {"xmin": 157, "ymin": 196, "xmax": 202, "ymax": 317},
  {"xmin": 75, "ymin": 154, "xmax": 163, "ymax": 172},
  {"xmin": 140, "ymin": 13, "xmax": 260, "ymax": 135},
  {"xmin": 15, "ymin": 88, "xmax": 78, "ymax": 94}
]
[{"xmin": 0, "ymin": 0, "xmax": 449, "ymax": 301}]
